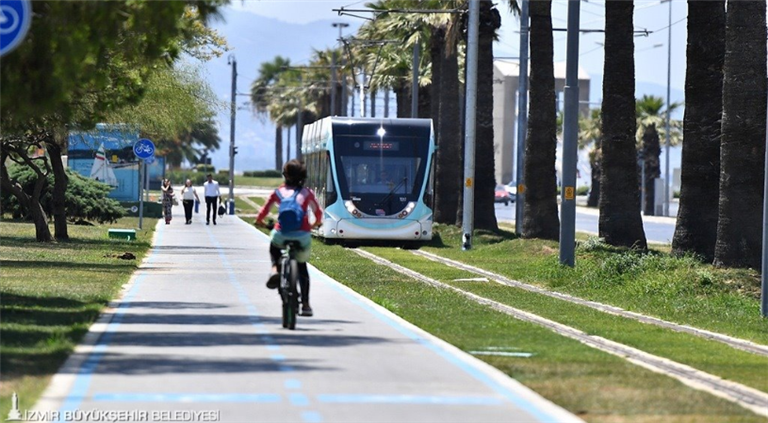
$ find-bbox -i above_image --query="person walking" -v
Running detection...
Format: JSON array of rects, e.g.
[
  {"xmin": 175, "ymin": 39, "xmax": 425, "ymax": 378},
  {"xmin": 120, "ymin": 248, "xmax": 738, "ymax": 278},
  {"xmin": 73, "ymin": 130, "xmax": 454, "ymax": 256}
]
[
  {"xmin": 180, "ymin": 179, "xmax": 200, "ymax": 224},
  {"xmin": 203, "ymin": 173, "xmax": 221, "ymax": 225},
  {"xmin": 161, "ymin": 179, "xmax": 174, "ymax": 224}
]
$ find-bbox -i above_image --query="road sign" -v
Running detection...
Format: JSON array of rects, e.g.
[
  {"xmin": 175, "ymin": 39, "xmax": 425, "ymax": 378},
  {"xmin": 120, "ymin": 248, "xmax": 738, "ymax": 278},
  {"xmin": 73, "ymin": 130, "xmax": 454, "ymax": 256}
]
[
  {"xmin": 133, "ymin": 138, "xmax": 155, "ymax": 159},
  {"xmin": 0, "ymin": 0, "xmax": 31, "ymax": 57}
]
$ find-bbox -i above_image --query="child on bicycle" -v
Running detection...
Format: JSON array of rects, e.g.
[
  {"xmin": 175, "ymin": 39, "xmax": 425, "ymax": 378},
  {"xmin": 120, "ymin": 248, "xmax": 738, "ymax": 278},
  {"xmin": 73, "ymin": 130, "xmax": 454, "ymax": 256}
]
[{"xmin": 255, "ymin": 159, "xmax": 323, "ymax": 316}]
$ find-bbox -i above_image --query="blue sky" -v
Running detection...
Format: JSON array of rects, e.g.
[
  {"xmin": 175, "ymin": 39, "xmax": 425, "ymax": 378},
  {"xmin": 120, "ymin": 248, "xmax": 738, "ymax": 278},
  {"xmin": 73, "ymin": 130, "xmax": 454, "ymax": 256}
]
[{"xmin": 205, "ymin": 0, "xmax": 689, "ymax": 182}]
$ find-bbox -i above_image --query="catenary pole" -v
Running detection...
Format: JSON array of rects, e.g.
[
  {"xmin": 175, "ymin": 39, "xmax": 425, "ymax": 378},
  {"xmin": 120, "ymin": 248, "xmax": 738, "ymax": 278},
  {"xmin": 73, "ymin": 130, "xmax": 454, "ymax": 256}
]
[
  {"xmin": 515, "ymin": 0, "xmax": 530, "ymax": 235},
  {"xmin": 461, "ymin": 0, "xmax": 480, "ymax": 251},
  {"xmin": 559, "ymin": 0, "xmax": 581, "ymax": 267},
  {"xmin": 228, "ymin": 55, "xmax": 236, "ymax": 215},
  {"xmin": 762, "ymin": 92, "xmax": 768, "ymax": 317},
  {"xmin": 411, "ymin": 40, "xmax": 420, "ymax": 118},
  {"xmin": 664, "ymin": 0, "xmax": 672, "ymax": 216}
]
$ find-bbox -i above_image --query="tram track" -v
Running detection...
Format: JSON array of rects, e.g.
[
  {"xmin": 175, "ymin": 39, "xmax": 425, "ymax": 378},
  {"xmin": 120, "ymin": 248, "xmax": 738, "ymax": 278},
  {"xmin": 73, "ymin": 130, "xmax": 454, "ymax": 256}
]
[
  {"xmin": 353, "ymin": 248, "xmax": 768, "ymax": 419},
  {"xmin": 413, "ymin": 249, "xmax": 768, "ymax": 358}
]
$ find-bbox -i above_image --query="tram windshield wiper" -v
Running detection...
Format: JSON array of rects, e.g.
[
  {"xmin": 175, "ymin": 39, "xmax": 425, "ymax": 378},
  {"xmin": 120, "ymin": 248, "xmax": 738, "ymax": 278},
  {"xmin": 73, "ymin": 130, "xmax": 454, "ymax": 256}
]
[{"xmin": 376, "ymin": 177, "xmax": 408, "ymax": 207}]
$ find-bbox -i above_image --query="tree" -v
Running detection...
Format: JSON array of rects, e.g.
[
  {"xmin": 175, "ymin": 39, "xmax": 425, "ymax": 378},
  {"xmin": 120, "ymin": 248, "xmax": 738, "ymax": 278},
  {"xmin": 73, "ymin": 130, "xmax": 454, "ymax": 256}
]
[
  {"xmin": 672, "ymin": 0, "xmax": 725, "ymax": 262},
  {"xmin": 522, "ymin": 0, "xmax": 558, "ymax": 240},
  {"xmin": 713, "ymin": 0, "xmax": 766, "ymax": 268},
  {"xmin": 251, "ymin": 56, "xmax": 291, "ymax": 170},
  {"xmin": 579, "ymin": 108, "xmax": 603, "ymax": 208},
  {"xmin": 599, "ymin": 0, "xmax": 647, "ymax": 250},
  {"xmin": 635, "ymin": 95, "xmax": 681, "ymax": 215}
]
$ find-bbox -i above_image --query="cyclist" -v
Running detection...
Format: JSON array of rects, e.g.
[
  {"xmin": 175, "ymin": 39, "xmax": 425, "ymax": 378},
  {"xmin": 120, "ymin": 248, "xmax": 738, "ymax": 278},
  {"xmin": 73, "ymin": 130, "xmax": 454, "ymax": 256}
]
[{"xmin": 255, "ymin": 160, "xmax": 323, "ymax": 316}]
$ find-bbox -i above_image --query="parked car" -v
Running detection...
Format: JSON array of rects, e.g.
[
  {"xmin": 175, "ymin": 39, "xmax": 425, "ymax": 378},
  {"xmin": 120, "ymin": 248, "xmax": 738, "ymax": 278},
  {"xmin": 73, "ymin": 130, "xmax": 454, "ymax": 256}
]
[
  {"xmin": 495, "ymin": 184, "xmax": 512, "ymax": 206},
  {"xmin": 504, "ymin": 181, "xmax": 517, "ymax": 196}
]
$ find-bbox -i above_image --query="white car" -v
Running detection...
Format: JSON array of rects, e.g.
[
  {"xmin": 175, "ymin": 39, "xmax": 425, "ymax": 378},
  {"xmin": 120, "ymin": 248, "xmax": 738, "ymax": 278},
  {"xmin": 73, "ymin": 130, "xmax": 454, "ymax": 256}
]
[{"xmin": 504, "ymin": 181, "xmax": 517, "ymax": 196}]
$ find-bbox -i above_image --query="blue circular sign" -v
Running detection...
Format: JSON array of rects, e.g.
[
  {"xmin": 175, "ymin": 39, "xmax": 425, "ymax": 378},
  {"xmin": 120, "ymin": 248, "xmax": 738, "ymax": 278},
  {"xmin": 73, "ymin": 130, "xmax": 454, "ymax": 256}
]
[
  {"xmin": 0, "ymin": 0, "xmax": 32, "ymax": 57},
  {"xmin": 133, "ymin": 138, "xmax": 155, "ymax": 159}
]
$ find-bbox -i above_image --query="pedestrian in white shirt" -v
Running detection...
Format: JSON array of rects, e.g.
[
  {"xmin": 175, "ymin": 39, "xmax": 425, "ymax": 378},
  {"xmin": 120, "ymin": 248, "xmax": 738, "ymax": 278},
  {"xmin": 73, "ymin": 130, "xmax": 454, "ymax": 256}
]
[
  {"xmin": 203, "ymin": 173, "xmax": 221, "ymax": 225},
  {"xmin": 181, "ymin": 179, "xmax": 200, "ymax": 224}
]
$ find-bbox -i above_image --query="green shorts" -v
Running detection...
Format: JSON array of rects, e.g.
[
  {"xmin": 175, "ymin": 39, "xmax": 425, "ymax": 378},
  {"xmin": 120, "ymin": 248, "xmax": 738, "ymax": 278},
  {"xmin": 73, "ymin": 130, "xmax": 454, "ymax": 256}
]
[{"xmin": 270, "ymin": 230, "xmax": 312, "ymax": 263}]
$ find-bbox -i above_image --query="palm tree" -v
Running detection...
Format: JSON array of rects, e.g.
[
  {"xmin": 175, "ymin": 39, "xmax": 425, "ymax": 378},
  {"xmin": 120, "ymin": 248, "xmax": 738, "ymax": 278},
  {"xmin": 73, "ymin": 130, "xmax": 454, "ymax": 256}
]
[
  {"xmin": 671, "ymin": 0, "xmax": 725, "ymax": 262},
  {"xmin": 635, "ymin": 94, "xmax": 681, "ymax": 215},
  {"xmin": 713, "ymin": 0, "xmax": 766, "ymax": 268},
  {"xmin": 599, "ymin": 0, "xmax": 647, "ymax": 250},
  {"xmin": 251, "ymin": 56, "xmax": 290, "ymax": 170},
  {"xmin": 522, "ymin": 0, "xmax": 558, "ymax": 240}
]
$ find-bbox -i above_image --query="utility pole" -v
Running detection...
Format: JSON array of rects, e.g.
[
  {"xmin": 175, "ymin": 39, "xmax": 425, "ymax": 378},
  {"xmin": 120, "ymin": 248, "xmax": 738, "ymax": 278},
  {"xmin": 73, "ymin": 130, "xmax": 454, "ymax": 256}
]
[
  {"xmin": 664, "ymin": 0, "xmax": 672, "ymax": 216},
  {"xmin": 559, "ymin": 0, "xmax": 581, "ymax": 267},
  {"xmin": 361, "ymin": 69, "xmax": 367, "ymax": 117},
  {"xmin": 297, "ymin": 73, "xmax": 303, "ymax": 161},
  {"xmin": 227, "ymin": 54, "xmax": 237, "ymax": 215},
  {"xmin": 332, "ymin": 22, "xmax": 349, "ymax": 116},
  {"xmin": 461, "ymin": 0, "xmax": 479, "ymax": 250},
  {"xmin": 411, "ymin": 40, "xmax": 420, "ymax": 118},
  {"xmin": 515, "ymin": 0, "xmax": 530, "ymax": 235},
  {"xmin": 384, "ymin": 90, "xmax": 390, "ymax": 118}
]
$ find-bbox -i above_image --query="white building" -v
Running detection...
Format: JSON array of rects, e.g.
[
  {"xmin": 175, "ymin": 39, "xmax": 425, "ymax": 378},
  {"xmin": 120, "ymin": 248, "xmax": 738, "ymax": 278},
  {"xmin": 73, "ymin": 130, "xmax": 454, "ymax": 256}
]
[{"xmin": 493, "ymin": 60, "xmax": 592, "ymax": 186}]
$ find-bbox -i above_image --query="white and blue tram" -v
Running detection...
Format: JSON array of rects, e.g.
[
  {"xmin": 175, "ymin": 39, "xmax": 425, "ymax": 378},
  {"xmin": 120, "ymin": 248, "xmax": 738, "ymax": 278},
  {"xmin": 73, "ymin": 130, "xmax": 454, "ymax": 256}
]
[{"xmin": 302, "ymin": 117, "xmax": 435, "ymax": 243}]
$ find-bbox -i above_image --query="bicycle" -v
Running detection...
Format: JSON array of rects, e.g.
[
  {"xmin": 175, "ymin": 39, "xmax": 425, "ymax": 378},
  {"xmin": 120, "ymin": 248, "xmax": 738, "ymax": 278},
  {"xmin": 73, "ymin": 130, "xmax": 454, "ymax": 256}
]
[{"xmin": 260, "ymin": 220, "xmax": 302, "ymax": 330}]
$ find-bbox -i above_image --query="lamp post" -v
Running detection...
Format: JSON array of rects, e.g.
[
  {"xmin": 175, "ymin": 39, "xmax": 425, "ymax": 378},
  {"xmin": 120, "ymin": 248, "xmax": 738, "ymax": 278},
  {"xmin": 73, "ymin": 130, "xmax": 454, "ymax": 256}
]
[{"xmin": 227, "ymin": 54, "xmax": 236, "ymax": 215}]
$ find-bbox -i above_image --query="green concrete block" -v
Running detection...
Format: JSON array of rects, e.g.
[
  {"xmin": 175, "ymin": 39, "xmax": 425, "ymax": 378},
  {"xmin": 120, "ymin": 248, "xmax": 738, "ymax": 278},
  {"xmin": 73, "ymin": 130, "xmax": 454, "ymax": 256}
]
[{"xmin": 108, "ymin": 229, "xmax": 137, "ymax": 241}]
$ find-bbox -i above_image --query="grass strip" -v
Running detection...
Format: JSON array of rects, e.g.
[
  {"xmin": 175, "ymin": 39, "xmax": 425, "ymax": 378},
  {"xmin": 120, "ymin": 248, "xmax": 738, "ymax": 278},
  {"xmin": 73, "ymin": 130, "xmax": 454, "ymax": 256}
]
[
  {"xmin": 367, "ymin": 246, "xmax": 768, "ymax": 395},
  {"xmin": 423, "ymin": 225, "xmax": 767, "ymax": 345},
  {"xmin": 307, "ymin": 240, "xmax": 764, "ymax": 422},
  {"xmin": 0, "ymin": 218, "xmax": 157, "ymax": 418}
]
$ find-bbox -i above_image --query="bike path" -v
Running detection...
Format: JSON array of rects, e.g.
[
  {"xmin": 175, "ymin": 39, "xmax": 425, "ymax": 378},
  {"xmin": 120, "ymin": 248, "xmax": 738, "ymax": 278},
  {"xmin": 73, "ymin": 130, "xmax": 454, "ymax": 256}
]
[{"xmin": 34, "ymin": 202, "xmax": 580, "ymax": 423}]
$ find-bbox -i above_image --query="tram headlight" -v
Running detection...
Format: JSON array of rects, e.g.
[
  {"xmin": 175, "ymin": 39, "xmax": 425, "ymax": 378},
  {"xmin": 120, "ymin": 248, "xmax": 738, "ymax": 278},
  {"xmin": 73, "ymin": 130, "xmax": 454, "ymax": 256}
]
[
  {"xmin": 344, "ymin": 201, "xmax": 363, "ymax": 218},
  {"xmin": 398, "ymin": 202, "xmax": 417, "ymax": 219}
]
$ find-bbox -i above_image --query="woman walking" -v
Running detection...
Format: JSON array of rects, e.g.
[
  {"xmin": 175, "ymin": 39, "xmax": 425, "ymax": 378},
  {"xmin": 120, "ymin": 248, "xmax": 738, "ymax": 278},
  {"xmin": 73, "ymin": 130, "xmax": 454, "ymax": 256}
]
[
  {"xmin": 180, "ymin": 179, "xmax": 200, "ymax": 224},
  {"xmin": 161, "ymin": 179, "xmax": 174, "ymax": 224}
]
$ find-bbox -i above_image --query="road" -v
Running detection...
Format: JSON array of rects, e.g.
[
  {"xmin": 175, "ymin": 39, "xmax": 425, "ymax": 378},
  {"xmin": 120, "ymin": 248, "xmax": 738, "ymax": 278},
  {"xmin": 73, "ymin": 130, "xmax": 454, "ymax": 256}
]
[
  {"xmin": 495, "ymin": 200, "xmax": 678, "ymax": 244},
  {"xmin": 34, "ymin": 205, "xmax": 580, "ymax": 423}
]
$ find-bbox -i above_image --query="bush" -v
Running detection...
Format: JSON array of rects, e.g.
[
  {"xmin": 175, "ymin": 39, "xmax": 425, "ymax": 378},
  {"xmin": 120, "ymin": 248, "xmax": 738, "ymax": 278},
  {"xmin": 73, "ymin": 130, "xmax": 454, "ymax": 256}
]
[
  {"xmin": 1, "ymin": 166, "xmax": 124, "ymax": 223},
  {"xmin": 244, "ymin": 169, "xmax": 282, "ymax": 178},
  {"xmin": 166, "ymin": 171, "xmax": 227, "ymax": 186},
  {"xmin": 195, "ymin": 164, "xmax": 215, "ymax": 173},
  {"xmin": 577, "ymin": 186, "xmax": 590, "ymax": 196},
  {"xmin": 218, "ymin": 169, "xmax": 229, "ymax": 177}
]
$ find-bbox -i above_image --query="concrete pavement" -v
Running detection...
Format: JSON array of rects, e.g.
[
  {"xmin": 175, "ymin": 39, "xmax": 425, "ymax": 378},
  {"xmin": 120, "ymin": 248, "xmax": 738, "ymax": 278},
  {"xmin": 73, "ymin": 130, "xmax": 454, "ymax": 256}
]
[{"xmin": 33, "ymin": 202, "xmax": 580, "ymax": 423}]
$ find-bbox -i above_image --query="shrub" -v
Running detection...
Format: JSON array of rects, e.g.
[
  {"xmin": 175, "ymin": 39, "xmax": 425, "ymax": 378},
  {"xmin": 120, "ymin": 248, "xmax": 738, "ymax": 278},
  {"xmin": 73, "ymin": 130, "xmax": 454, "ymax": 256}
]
[
  {"xmin": 195, "ymin": 164, "xmax": 215, "ymax": 173},
  {"xmin": 166, "ymin": 171, "xmax": 227, "ymax": 186},
  {"xmin": 1, "ymin": 166, "xmax": 124, "ymax": 223},
  {"xmin": 244, "ymin": 169, "xmax": 282, "ymax": 178}
]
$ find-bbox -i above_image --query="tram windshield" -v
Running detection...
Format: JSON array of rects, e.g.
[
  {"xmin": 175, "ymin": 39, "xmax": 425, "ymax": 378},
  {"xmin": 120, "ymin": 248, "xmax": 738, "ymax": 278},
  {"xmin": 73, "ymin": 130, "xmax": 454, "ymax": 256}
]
[{"xmin": 334, "ymin": 134, "xmax": 429, "ymax": 216}]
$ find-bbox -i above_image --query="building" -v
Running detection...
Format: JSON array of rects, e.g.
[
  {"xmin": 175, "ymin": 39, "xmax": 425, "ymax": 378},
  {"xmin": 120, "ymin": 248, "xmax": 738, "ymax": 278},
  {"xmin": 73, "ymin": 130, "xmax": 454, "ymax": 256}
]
[{"xmin": 493, "ymin": 60, "xmax": 591, "ymax": 186}]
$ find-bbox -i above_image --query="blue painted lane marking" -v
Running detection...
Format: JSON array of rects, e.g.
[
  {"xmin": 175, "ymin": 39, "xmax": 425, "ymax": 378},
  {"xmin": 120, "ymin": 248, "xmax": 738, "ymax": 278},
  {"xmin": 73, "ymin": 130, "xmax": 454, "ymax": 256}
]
[
  {"xmin": 316, "ymin": 394, "xmax": 504, "ymax": 405},
  {"xmin": 56, "ymin": 226, "xmax": 166, "ymax": 421},
  {"xmin": 284, "ymin": 379, "xmax": 302, "ymax": 390},
  {"xmin": 278, "ymin": 365, "xmax": 295, "ymax": 372},
  {"xmin": 270, "ymin": 354, "xmax": 286, "ymax": 361},
  {"xmin": 301, "ymin": 411, "xmax": 324, "ymax": 423},
  {"xmin": 290, "ymin": 393, "xmax": 310, "ymax": 406},
  {"xmin": 92, "ymin": 393, "xmax": 281, "ymax": 403}
]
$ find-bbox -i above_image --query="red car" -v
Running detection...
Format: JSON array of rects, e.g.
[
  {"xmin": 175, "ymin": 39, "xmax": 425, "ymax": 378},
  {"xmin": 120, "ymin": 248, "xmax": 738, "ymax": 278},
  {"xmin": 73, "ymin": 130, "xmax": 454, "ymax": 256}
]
[{"xmin": 495, "ymin": 184, "xmax": 511, "ymax": 206}]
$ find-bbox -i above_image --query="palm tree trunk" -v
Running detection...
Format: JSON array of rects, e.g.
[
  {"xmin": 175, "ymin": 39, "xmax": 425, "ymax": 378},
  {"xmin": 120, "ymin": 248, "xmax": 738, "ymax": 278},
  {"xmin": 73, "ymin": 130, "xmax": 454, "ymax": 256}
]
[
  {"xmin": 599, "ymin": 0, "xmax": 647, "ymax": 250},
  {"xmin": 714, "ymin": 0, "xmax": 766, "ymax": 268},
  {"xmin": 642, "ymin": 124, "xmax": 660, "ymax": 216},
  {"xmin": 395, "ymin": 79, "xmax": 411, "ymax": 118},
  {"xmin": 418, "ymin": 84, "xmax": 431, "ymax": 118},
  {"xmin": 472, "ymin": 0, "xmax": 500, "ymax": 231},
  {"xmin": 673, "ymin": 1, "xmax": 725, "ymax": 262},
  {"xmin": 275, "ymin": 125, "xmax": 283, "ymax": 170},
  {"xmin": 522, "ymin": 0, "xmax": 559, "ymax": 240},
  {"xmin": 433, "ymin": 25, "xmax": 462, "ymax": 225}
]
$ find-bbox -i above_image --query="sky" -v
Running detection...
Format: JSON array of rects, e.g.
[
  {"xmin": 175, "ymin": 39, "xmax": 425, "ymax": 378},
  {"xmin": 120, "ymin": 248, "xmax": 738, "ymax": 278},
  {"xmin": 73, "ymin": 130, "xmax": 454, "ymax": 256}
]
[{"xmin": 204, "ymin": 0, "xmax": 690, "ymax": 185}]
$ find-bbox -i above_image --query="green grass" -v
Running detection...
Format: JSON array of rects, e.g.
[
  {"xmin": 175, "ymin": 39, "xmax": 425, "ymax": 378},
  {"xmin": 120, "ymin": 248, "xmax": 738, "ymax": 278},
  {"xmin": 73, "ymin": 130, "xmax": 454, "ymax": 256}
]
[
  {"xmin": 305, "ymin": 237, "xmax": 765, "ymax": 422},
  {"xmin": 235, "ymin": 176, "xmax": 283, "ymax": 187},
  {"xmin": 367, "ymin": 246, "xmax": 768, "ymax": 395},
  {"xmin": 423, "ymin": 224, "xmax": 767, "ymax": 345},
  {"xmin": 234, "ymin": 197, "xmax": 257, "ymax": 214},
  {"xmin": 0, "ymin": 218, "xmax": 157, "ymax": 418}
]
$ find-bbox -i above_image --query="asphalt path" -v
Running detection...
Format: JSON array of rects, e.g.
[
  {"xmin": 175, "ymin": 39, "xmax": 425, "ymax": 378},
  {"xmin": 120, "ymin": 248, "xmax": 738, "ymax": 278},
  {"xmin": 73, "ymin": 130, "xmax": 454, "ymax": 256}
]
[
  {"xmin": 495, "ymin": 201, "xmax": 677, "ymax": 244},
  {"xmin": 34, "ymin": 202, "xmax": 580, "ymax": 423}
]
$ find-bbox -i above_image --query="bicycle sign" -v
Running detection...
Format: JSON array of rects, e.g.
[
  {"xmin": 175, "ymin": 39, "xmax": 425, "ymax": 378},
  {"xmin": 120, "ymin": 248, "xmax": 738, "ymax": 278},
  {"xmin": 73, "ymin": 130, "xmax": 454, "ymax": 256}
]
[
  {"xmin": 133, "ymin": 139, "xmax": 155, "ymax": 159},
  {"xmin": 0, "ymin": 0, "xmax": 32, "ymax": 57}
]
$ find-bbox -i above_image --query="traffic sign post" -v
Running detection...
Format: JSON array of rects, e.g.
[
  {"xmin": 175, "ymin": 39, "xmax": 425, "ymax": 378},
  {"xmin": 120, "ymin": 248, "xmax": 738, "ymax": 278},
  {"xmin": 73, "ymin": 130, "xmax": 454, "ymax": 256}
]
[
  {"xmin": 134, "ymin": 139, "xmax": 155, "ymax": 230},
  {"xmin": 0, "ymin": 0, "xmax": 31, "ymax": 57}
]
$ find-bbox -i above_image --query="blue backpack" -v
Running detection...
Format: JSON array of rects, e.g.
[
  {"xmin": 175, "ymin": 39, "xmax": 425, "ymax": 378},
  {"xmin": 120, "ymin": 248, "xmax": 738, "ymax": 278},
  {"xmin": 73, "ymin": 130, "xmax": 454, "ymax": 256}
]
[{"xmin": 276, "ymin": 188, "xmax": 305, "ymax": 232}]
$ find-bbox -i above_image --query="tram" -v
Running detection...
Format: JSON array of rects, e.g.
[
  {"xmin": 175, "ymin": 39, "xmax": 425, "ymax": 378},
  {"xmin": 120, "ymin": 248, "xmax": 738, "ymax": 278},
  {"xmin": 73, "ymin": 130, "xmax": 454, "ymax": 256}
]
[{"xmin": 302, "ymin": 117, "xmax": 435, "ymax": 244}]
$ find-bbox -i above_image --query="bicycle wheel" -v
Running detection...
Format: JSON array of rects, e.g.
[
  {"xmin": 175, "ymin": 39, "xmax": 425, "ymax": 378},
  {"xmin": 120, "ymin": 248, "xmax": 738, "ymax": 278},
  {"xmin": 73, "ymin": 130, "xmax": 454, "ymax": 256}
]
[{"xmin": 285, "ymin": 258, "xmax": 299, "ymax": 330}]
